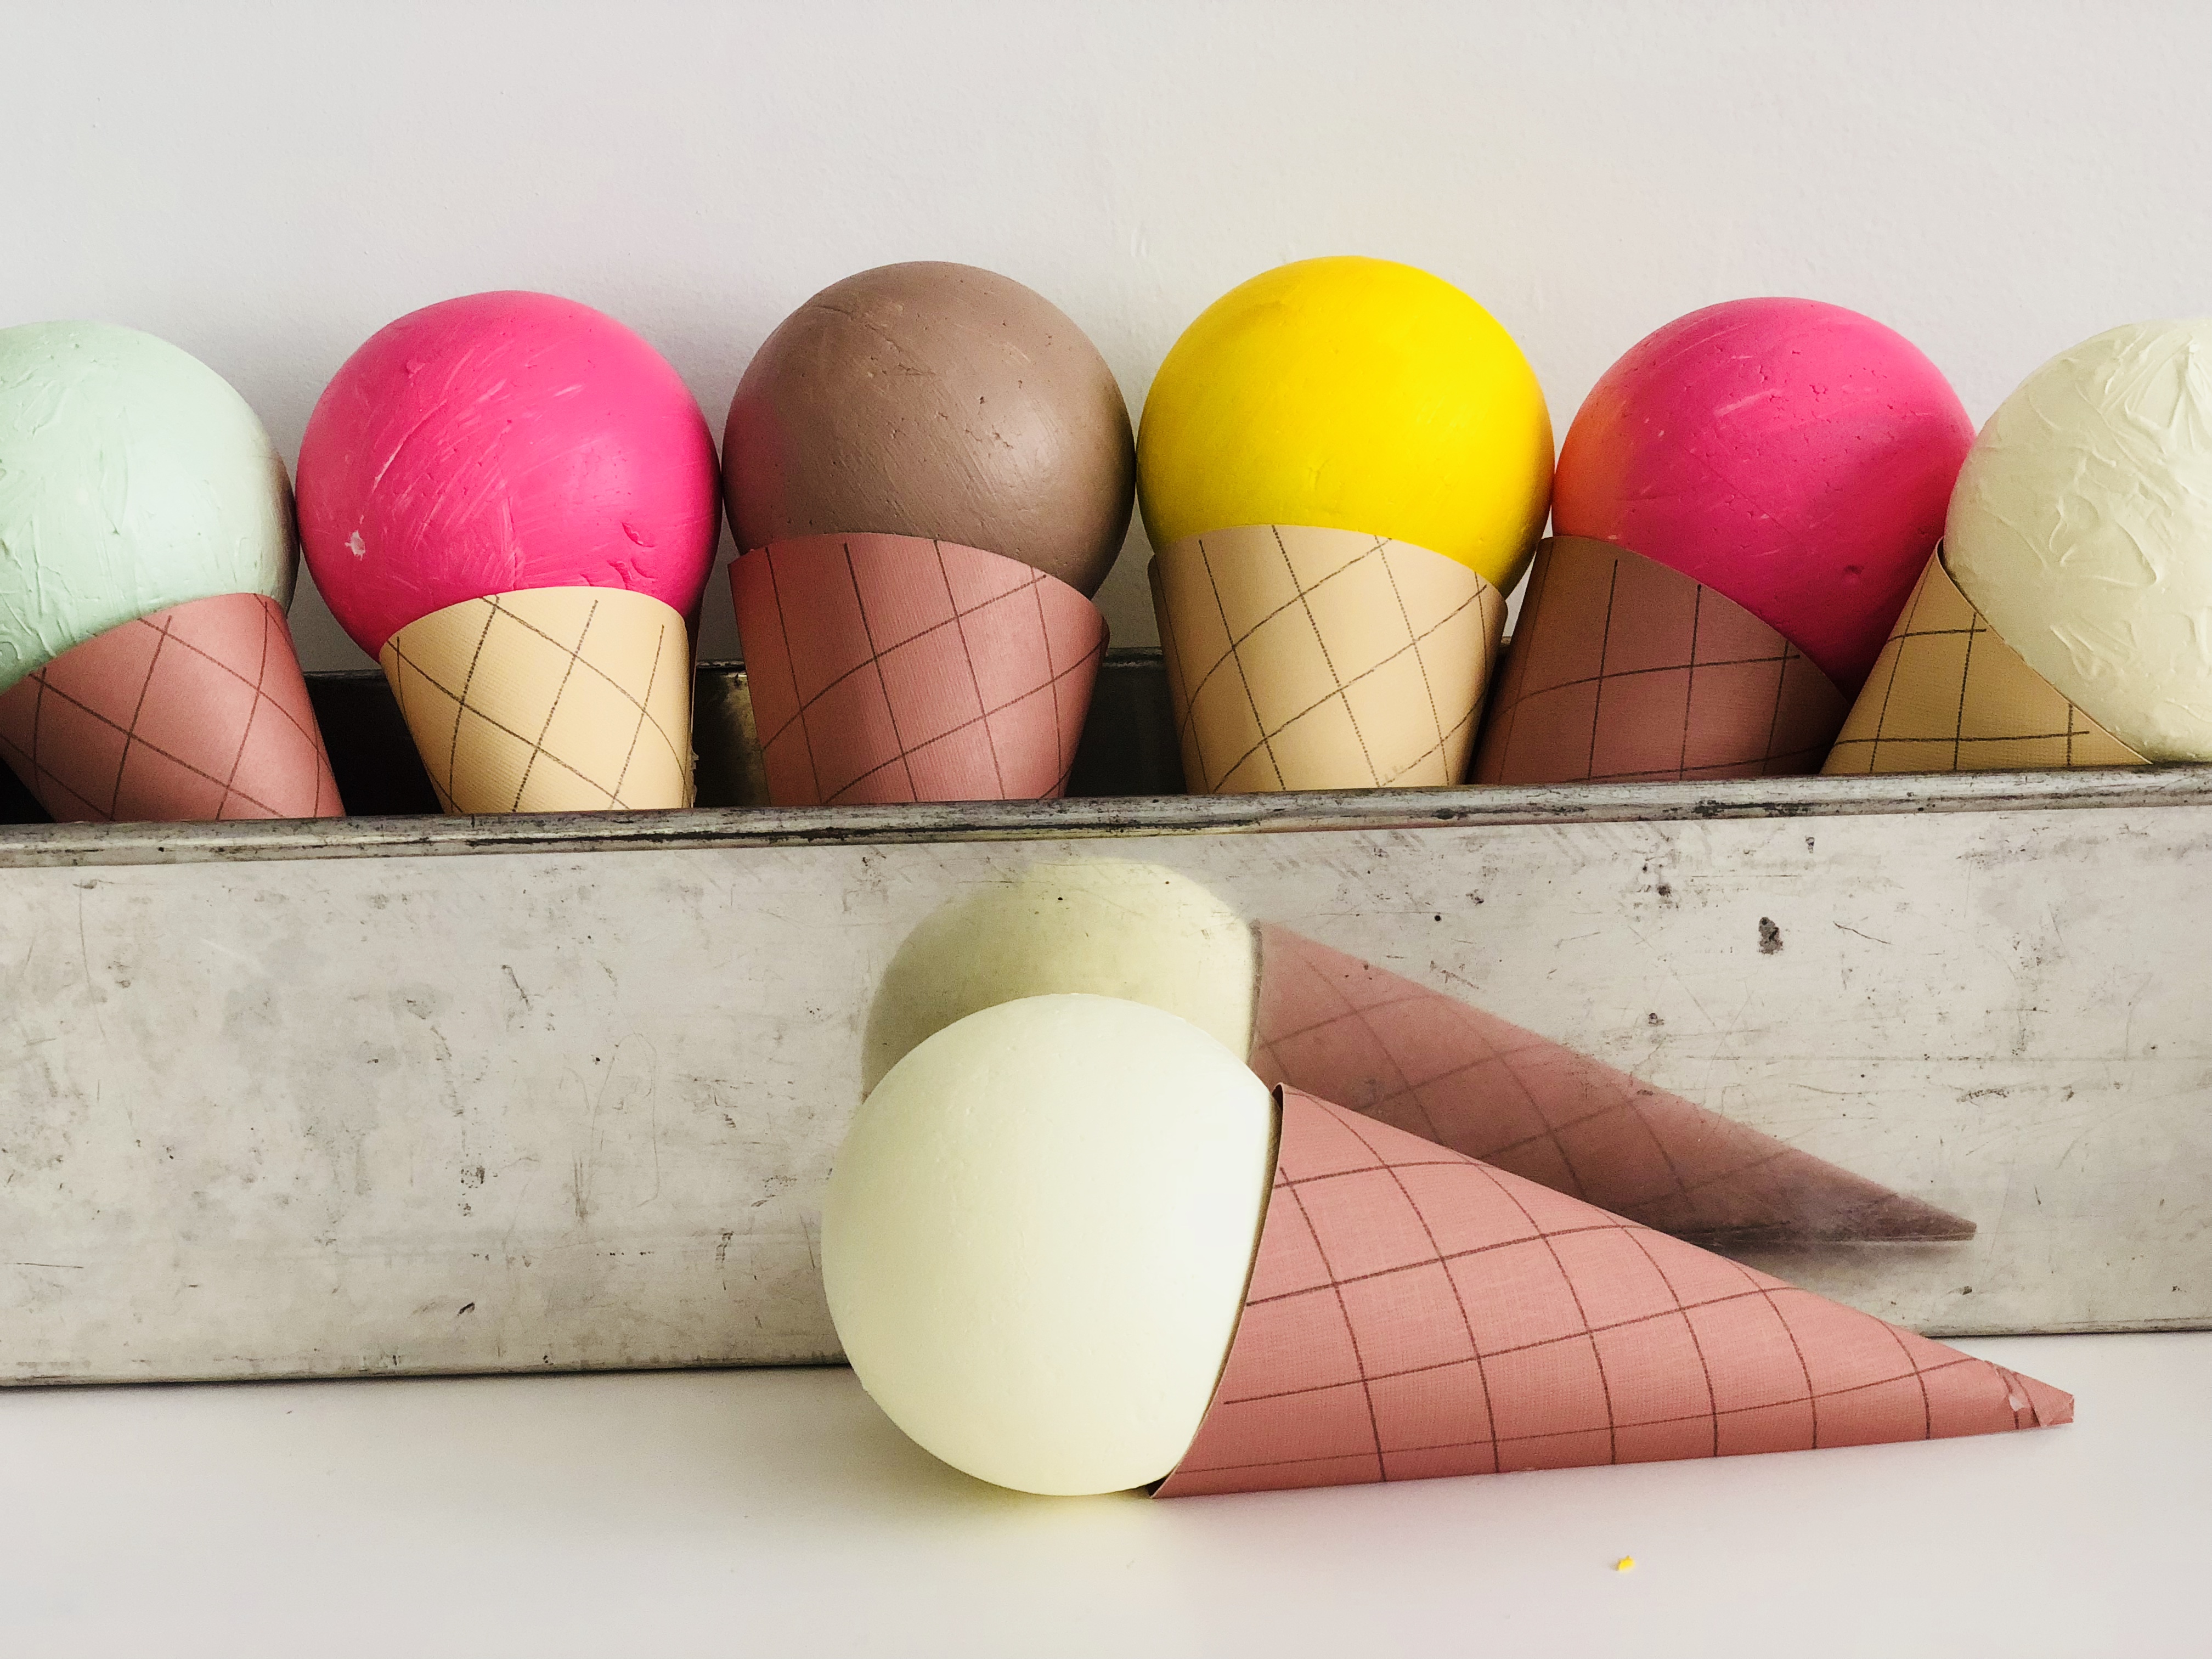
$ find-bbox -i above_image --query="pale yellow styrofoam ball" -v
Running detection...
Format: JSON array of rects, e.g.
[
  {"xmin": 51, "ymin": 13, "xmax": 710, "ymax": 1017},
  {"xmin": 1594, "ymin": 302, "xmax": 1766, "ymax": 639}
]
[{"xmin": 822, "ymin": 994, "xmax": 1276, "ymax": 1496}]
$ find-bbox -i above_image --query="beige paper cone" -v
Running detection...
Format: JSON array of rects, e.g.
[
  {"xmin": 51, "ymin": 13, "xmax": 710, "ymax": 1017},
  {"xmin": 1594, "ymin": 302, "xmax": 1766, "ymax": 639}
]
[
  {"xmin": 380, "ymin": 586, "xmax": 693, "ymax": 815},
  {"xmin": 1824, "ymin": 546, "xmax": 2146, "ymax": 775},
  {"xmin": 1150, "ymin": 524, "xmax": 1507, "ymax": 793}
]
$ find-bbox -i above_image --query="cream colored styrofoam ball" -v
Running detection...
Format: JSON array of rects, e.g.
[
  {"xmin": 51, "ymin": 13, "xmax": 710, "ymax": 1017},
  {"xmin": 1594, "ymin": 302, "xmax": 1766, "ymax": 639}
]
[
  {"xmin": 1947, "ymin": 319, "xmax": 2212, "ymax": 759},
  {"xmin": 860, "ymin": 860, "xmax": 1257, "ymax": 1093},
  {"xmin": 823, "ymin": 994, "xmax": 1276, "ymax": 1496}
]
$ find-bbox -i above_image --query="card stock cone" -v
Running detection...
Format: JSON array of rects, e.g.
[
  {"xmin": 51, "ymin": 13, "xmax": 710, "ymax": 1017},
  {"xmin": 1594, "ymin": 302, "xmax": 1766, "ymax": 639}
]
[
  {"xmin": 380, "ymin": 586, "xmax": 693, "ymax": 815},
  {"xmin": 1150, "ymin": 524, "xmax": 1507, "ymax": 794},
  {"xmin": 731, "ymin": 533, "xmax": 1107, "ymax": 807},
  {"xmin": 1472, "ymin": 537, "xmax": 1849, "ymax": 786},
  {"xmin": 1248, "ymin": 924, "xmax": 1973, "ymax": 1246},
  {"xmin": 0, "ymin": 592, "xmax": 341, "ymax": 822},
  {"xmin": 1824, "ymin": 547, "xmax": 2146, "ymax": 776},
  {"xmin": 1155, "ymin": 1089, "xmax": 2069, "ymax": 1497}
]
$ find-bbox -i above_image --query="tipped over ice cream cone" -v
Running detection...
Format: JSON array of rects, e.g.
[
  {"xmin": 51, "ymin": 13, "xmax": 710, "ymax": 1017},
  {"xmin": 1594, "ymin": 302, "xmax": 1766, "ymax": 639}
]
[
  {"xmin": 731, "ymin": 532, "xmax": 1107, "ymax": 807},
  {"xmin": 0, "ymin": 592, "xmax": 341, "ymax": 822},
  {"xmin": 380, "ymin": 585, "xmax": 693, "ymax": 815},
  {"xmin": 1823, "ymin": 546, "xmax": 2146, "ymax": 776},
  {"xmin": 1151, "ymin": 524, "xmax": 1506, "ymax": 793},
  {"xmin": 1156, "ymin": 1088, "xmax": 2068, "ymax": 1497}
]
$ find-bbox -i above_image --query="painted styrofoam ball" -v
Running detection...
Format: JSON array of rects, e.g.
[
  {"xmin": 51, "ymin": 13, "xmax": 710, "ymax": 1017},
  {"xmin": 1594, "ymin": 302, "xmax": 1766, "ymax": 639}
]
[
  {"xmin": 1137, "ymin": 257, "xmax": 1554, "ymax": 590},
  {"xmin": 0, "ymin": 322, "xmax": 295, "ymax": 693},
  {"xmin": 297, "ymin": 291, "xmax": 721, "ymax": 658},
  {"xmin": 724, "ymin": 262, "xmax": 1135, "ymax": 596},
  {"xmin": 823, "ymin": 994, "xmax": 1275, "ymax": 1496},
  {"xmin": 1554, "ymin": 298, "xmax": 1974, "ymax": 691},
  {"xmin": 1947, "ymin": 319, "xmax": 2212, "ymax": 761}
]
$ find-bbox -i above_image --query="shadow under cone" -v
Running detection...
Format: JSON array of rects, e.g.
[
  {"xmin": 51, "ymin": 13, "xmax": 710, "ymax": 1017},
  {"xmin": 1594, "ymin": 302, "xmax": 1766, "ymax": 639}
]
[
  {"xmin": 1156, "ymin": 1090, "xmax": 2069, "ymax": 1497},
  {"xmin": 731, "ymin": 533, "xmax": 1107, "ymax": 807},
  {"xmin": 381, "ymin": 586, "xmax": 693, "ymax": 815},
  {"xmin": 0, "ymin": 592, "xmax": 341, "ymax": 822},
  {"xmin": 1824, "ymin": 546, "xmax": 2146, "ymax": 776},
  {"xmin": 1473, "ymin": 537, "xmax": 1848, "ymax": 786},
  {"xmin": 1150, "ymin": 524, "xmax": 1507, "ymax": 794},
  {"xmin": 1250, "ymin": 925, "xmax": 1973, "ymax": 1246}
]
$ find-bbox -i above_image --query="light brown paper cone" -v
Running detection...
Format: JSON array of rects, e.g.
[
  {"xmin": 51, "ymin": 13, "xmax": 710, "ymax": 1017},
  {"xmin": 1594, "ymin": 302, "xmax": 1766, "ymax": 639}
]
[
  {"xmin": 380, "ymin": 586, "xmax": 693, "ymax": 815},
  {"xmin": 1155, "ymin": 1089, "xmax": 2069, "ymax": 1497},
  {"xmin": 730, "ymin": 533, "xmax": 1106, "ymax": 807},
  {"xmin": 1824, "ymin": 546, "xmax": 2146, "ymax": 775},
  {"xmin": 1473, "ymin": 537, "xmax": 1849, "ymax": 785},
  {"xmin": 1250, "ymin": 924, "xmax": 1973, "ymax": 1246},
  {"xmin": 1150, "ymin": 525, "xmax": 1506, "ymax": 794},
  {"xmin": 0, "ymin": 592, "xmax": 342, "ymax": 822}
]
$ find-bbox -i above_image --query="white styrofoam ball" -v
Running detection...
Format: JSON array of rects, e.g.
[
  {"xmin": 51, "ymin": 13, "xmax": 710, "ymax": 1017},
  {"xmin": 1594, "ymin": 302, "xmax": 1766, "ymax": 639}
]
[
  {"xmin": 1947, "ymin": 319, "xmax": 2212, "ymax": 759},
  {"xmin": 861, "ymin": 860, "xmax": 1256, "ymax": 1093},
  {"xmin": 823, "ymin": 994, "xmax": 1276, "ymax": 1496}
]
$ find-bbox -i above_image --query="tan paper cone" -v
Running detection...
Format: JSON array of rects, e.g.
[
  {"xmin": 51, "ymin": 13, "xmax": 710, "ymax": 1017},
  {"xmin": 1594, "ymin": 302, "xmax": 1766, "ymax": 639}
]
[
  {"xmin": 1150, "ymin": 524, "xmax": 1506, "ymax": 794},
  {"xmin": 380, "ymin": 586, "xmax": 693, "ymax": 815},
  {"xmin": 1824, "ymin": 546, "xmax": 2146, "ymax": 775},
  {"xmin": 1250, "ymin": 925, "xmax": 1972, "ymax": 1245},
  {"xmin": 0, "ymin": 592, "xmax": 342, "ymax": 822},
  {"xmin": 1472, "ymin": 537, "xmax": 1849, "ymax": 785},
  {"xmin": 731, "ymin": 533, "xmax": 1107, "ymax": 808},
  {"xmin": 1155, "ymin": 1090, "xmax": 2069, "ymax": 1497}
]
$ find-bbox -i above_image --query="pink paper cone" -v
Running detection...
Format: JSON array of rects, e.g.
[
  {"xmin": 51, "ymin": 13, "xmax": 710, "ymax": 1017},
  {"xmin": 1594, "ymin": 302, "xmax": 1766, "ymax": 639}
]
[
  {"xmin": 1250, "ymin": 925, "xmax": 1972, "ymax": 1245},
  {"xmin": 1156, "ymin": 1090, "xmax": 2069, "ymax": 1497},
  {"xmin": 731, "ymin": 532, "xmax": 1107, "ymax": 806},
  {"xmin": 0, "ymin": 592, "xmax": 342, "ymax": 822}
]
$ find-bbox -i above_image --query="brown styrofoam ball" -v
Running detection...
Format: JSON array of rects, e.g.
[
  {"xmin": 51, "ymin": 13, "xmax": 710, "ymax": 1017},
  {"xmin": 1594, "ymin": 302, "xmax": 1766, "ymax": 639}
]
[{"xmin": 724, "ymin": 262, "xmax": 1135, "ymax": 596}]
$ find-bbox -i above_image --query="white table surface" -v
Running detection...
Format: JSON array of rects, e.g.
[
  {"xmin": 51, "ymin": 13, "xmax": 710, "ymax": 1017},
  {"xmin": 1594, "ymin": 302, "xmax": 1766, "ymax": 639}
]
[{"xmin": 2, "ymin": 1333, "xmax": 2203, "ymax": 1657}]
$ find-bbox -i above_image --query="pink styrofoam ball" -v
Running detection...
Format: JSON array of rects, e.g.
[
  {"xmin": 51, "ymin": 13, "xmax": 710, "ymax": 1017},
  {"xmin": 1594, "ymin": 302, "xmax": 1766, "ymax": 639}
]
[
  {"xmin": 1553, "ymin": 298, "xmax": 1973, "ymax": 691},
  {"xmin": 298, "ymin": 291, "xmax": 721, "ymax": 657}
]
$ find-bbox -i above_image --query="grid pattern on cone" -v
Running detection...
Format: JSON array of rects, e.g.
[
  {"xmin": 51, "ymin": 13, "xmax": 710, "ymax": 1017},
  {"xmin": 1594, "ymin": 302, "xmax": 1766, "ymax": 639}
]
[
  {"xmin": 1247, "ymin": 925, "xmax": 1974, "ymax": 1245},
  {"xmin": 1155, "ymin": 1090, "xmax": 2068, "ymax": 1497},
  {"xmin": 381, "ymin": 587, "xmax": 692, "ymax": 814},
  {"xmin": 0, "ymin": 593, "xmax": 341, "ymax": 822},
  {"xmin": 731, "ymin": 533, "xmax": 1106, "ymax": 808},
  {"xmin": 1150, "ymin": 526, "xmax": 1506, "ymax": 794},
  {"xmin": 1822, "ymin": 548, "xmax": 2146, "ymax": 776},
  {"xmin": 1472, "ymin": 537, "xmax": 1849, "ymax": 786}
]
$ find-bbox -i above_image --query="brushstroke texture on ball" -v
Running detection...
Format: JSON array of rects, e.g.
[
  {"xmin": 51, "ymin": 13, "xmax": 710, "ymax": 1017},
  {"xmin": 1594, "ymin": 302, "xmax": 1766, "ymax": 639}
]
[
  {"xmin": 0, "ymin": 323, "xmax": 295, "ymax": 694},
  {"xmin": 723, "ymin": 263, "xmax": 1135, "ymax": 597},
  {"xmin": 1554, "ymin": 298, "xmax": 1973, "ymax": 691},
  {"xmin": 297, "ymin": 291, "xmax": 721, "ymax": 658}
]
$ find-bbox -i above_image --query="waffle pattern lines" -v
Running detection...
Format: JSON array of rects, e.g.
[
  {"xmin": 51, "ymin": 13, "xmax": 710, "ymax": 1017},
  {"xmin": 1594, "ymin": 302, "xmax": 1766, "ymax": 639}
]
[
  {"xmin": 1153, "ymin": 525, "xmax": 1505, "ymax": 793},
  {"xmin": 0, "ymin": 592, "xmax": 340, "ymax": 822},
  {"xmin": 1156, "ymin": 1091, "xmax": 2068, "ymax": 1497},
  {"xmin": 1474, "ymin": 537, "xmax": 1848, "ymax": 786},
  {"xmin": 1824, "ymin": 548, "xmax": 2144, "ymax": 775},
  {"xmin": 733, "ymin": 533, "xmax": 1105, "ymax": 807},
  {"xmin": 1248, "ymin": 925, "xmax": 1974, "ymax": 1245}
]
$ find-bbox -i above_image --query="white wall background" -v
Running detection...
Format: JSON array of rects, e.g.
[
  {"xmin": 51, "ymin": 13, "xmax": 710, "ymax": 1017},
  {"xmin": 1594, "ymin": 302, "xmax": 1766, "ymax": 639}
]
[{"xmin": 9, "ymin": 0, "xmax": 2212, "ymax": 670}]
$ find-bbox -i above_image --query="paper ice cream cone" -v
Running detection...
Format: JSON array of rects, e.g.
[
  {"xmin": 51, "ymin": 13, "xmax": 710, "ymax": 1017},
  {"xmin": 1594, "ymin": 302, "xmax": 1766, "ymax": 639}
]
[
  {"xmin": 731, "ymin": 532, "xmax": 1107, "ymax": 807},
  {"xmin": 1823, "ymin": 546, "xmax": 2146, "ymax": 776},
  {"xmin": 1150, "ymin": 524, "xmax": 1507, "ymax": 794},
  {"xmin": 0, "ymin": 592, "xmax": 341, "ymax": 822},
  {"xmin": 380, "ymin": 585, "xmax": 693, "ymax": 815},
  {"xmin": 1472, "ymin": 537, "xmax": 1849, "ymax": 785},
  {"xmin": 1250, "ymin": 925, "xmax": 1972, "ymax": 1245},
  {"xmin": 1155, "ymin": 1089, "xmax": 2068, "ymax": 1496}
]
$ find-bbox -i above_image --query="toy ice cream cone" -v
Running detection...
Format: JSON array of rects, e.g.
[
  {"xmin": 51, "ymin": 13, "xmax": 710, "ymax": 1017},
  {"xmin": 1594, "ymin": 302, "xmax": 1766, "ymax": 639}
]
[
  {"xmin": 732, "ymin": 533, "xmax": 1107, "ymax": 806},
  {"xmin": 1152, "ymin": 524, "xmax": 1508, "ymax": 792},
  {"xmin": 1156, "ymin": 1088, "xmax": 2068, "ymax": 1496},
  {"xmin": 1824, "ymin": 546, "xmax": 2146, "ymax": 776},
  {"xmin": 1250, "ymin": 924, "xmax": 1972, "ymax": 1245},
  {"xmin": 0, "ymin": 592, "xmax": 339, "ymax": 822},
  {"xmin": 380, "ymin": 585, "xmax": 693, "ymax": 814},
  {"xmin": 1473, "ymin": 537, "xmax": 1848, "ymax": 785}
]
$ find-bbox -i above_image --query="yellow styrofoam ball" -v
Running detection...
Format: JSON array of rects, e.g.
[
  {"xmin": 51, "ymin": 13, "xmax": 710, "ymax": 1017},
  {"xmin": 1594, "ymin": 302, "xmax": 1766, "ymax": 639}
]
[{"xmin": 1137, "ymin": 257, "xmax": 1554, "ymax": 589}]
